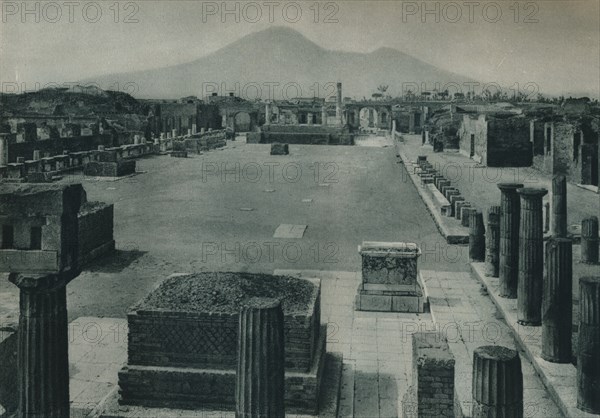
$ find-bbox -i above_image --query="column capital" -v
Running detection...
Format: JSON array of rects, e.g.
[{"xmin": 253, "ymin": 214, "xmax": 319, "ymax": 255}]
[
  {"xmin": 9, "ymin": 266, "xmax": 80, "ymax": 292},
  {"xmin": 497, "ymin": 182, "xmax": 524, "ymax": 192},
  {"xmin": 517, "ymin": 187, "xmax": 548, "ymax": 198}
]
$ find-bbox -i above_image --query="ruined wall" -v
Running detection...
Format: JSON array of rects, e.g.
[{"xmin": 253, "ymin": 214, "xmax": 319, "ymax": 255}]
[
  {"xmin": 0, "ymin": 331, "xmax": 17, "ymax": 415},
  {"xmin": 486, "ymin": 117, "xmax": 532, "ymax": 167},
  {"xmin": 552, "ymin": 122, "xmax": 577, "ymax": 180},
  {"xmin": 7, "ymin": 134, "xmax": 113, "ymax": 163},
  {"xmin": 458, "ymin": 115, "xmax": 487, "ymax": 164},
  {"xmin": 78, "ymin": 201, "xmax": 115, "ymax": 265}
]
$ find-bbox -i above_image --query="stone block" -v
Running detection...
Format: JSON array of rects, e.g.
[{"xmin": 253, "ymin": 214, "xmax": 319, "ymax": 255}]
[
  {"xmin": 270, "ymin": 143, "xmax": 289, "ymax": 155},
  {"xmin": 83, "ymin": 160, "xmax": 136, "ymax": 177}
]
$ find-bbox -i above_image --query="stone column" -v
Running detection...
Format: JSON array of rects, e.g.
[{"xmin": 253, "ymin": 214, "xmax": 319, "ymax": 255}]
[
  {"xmin": 265, "ymin": 102, "xmax": 272, "ymax": 126},
  {"xmin": 517, "ymin": 188, "xmax": 547, "ymax": 326},
  {"xmin": 335, "ymin": 82, "xmax": 343, "ymax": 125},
  {"xmin": 498, "ymin": 183, "xmax": 523, "ymax": 298},
  {"xmin": 469, "ymin": 210, "xmax": 485, "ymax": 262},
  {"xmin": 307, "ymin": 113, "xmax": 313, "ymax": 125},
  {"xmin": 485, "ymin": 206, "xmax": 501, "ymax": 277},
  {"xmin": 321, "ymin": 106, "xmax": 327, "ymax": 126},
  {"xmin": 542, "ymin": 238, "xmax": 572, "ymax": 363},
  {"xmin": 0, "ymin": 134, "xmax": 7, "ymax": 166},
  {"xmin": 577, "ymin": 276, "xmax": 600, "ymax": 414},
  {"xmin": 551, "ymin": 175, "xmax": 567, "ymax": 237},
  {"xmin": 9, "ymin": 272, "xmax": 72, "ymax": 418},
  {"xmin": 32, "ymin": 150, "xmax": 41, "ymax": 161},
  {"xmin": 472, "ymin": 345, "xmax": 523, "ymax": 418},
  {"xmin": 581, "ymin": 216, "xmax": 599, "ymax": 264},
  {"xmin": 236, "ymin": 297, "xmax": 285, "ymax": 418}
]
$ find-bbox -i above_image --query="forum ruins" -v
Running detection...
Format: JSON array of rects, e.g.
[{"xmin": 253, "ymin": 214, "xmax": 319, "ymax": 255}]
[{"xmin": 0, "ymin": 81, "xmax": 599, "ymax": 418}]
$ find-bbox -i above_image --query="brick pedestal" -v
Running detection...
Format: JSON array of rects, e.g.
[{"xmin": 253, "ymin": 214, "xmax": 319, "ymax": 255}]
[
  {"xmin": 402, "ymin": 333, "xmax": 454, "ymax": 418},
  {"xmin": 577, "ymin": 276, "xmax": 600, "ymax": 414},
  {"xmin": 355, "ymin": 242, "xmax": 426, "ymax": 312},
  {"xmin": 542, "ymin": 238, "xmax": 572, "ymax": 363},
  {"xmin": 517, "ymin": 188, "xmax": 547, "ymax": 326},
  {"xmin": 472, "ymin": 345, "xmax": 523, "ymax": 418},
  {"xmin": 236, "ymin": 298, "xmax": 285, "ymax": 418},
  {"xmin": 498, "ymin": 183, "xmax": 523, "ymax": 298}
]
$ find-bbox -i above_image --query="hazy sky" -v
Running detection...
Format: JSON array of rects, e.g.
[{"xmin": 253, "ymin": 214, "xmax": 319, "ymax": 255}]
[{"xmin": 1, "ymin": 0, "xmax": 599, "ymax": 97}]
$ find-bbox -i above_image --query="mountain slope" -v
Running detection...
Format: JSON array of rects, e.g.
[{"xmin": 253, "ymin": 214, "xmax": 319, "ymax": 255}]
[{"xmin": 85, "ymin": 26, "xmax": 475, "ymax": 99}]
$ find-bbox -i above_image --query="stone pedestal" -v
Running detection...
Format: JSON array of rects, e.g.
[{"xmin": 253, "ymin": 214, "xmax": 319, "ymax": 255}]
[
  {"xmin": 581, "ymin": 216, "xmax": 599, "ymax": 264},
  {"xmin": 472, "ymin": 345, "xmax": 523, "ymax": 418},
  {"xmin": 270, "ymin": 143, "xmax": 289, "ymax": 156},
  {"xmin": 577, "ymin": 276, "xmax": 600, "ymax": 414},
  {"xmin": 469, "ymin": 210, "xmax": 485, "ymax": 262},
  {"xmin": 517, "ymin": 187, "xmax": 547, "ymax": 326},
  {"xmin": 402, "ymin": 333, "xmax": 454, "ymax": 418},
  {"xmin": 355, "ymin": 242, "xmax": 426, "ymax": 312},
  {"xmin": 551, "ymin": 175, "xmax": 567, "ymax": 237},
  {"xmin": 542, "ymin": 238, "xmax": 572, "ymax": 363},
  {"xmin": 9, "ymin": 272, "xmax": 75, "ymax": 418},
  {"xmin": 485, "ymin": 206, "xmax": 501, "ymax": 277},
  {"xmin": 236, "ymin": 298, "xmax": 285, "ymax": 418},
  {"xmin": 498, "ymin": 183, "xmax": 523, "ymax": 298}
]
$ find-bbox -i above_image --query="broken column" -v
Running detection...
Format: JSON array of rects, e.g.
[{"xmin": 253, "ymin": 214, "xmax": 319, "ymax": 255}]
[
  {"xmin": 577, "ymin": 276, "xmax": 600, "ymax": 414},
  {"xmin": 517, "ymin": 187, "xmax": 547, "ymax": 326},
  {"xmin": 498, "ymin": 183, "xmax": 523, "ymax": 298},
  {"xmin": 472, "ymin": 345, "xmax": 523, "ymax": 418},
  {"xmin": 236, "ymin": 297, "xmax": 285, "ymax": 418},
  {"xmin": 551, "ymin": 175, "xmax": 567, "ymax": 237},
  {"xmin": 542, "ymin": 237, "xmax": 572, "ymax": 363},
  {"xmin": 485, "ymin": 206, "xmax": 501, "ymax": 277},
  {"xmin": 581, "ymin": 216, "xmax": 599, "ymax": 264},
  {"xmin": 469, "ymin": 210, "xmax": 485, "ymax": 262}
]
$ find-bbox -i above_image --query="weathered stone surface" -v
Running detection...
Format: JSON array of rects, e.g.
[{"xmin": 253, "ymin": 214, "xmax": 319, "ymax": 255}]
[
  {"xmin": 551, "ymin": 175, "xmax": 567, "ymax": 237},
  {"xmin": 236, "ymin": 298, "xmax": 285, "ymax": 418},
  {"xmin": 485, "ymin": 206, "xmax": 501, "ymax": 277},
  {"xmin": 542, "ymin": 237, "xmax": 572, "ymax": 363},
  {"xmin": 498, "ymin": 183, "xmax": 523, "ymax": 298},
  {"xmin": 517, "ymin": 187, "xmax": 547, "ymax": 326},
  {"xmin": 472, "ymin": 345, "xmax": 523, "ymax": 418},
  {"xmin": 83, "ymin": 160, "xmax": 136, "ymax": 177},
  {"xmin": 577, "ymin": 276, "xmax": 600, "ymax": 414}
]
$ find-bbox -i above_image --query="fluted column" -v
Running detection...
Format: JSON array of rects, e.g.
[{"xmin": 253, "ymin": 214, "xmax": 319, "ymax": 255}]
[
  {"xmin": 9, "ymin": 272, "xmax": 71, "ymax": 418},
  {"xmin": 236, "ymin": 297, "xmax": 285, "ymax": 418},
  {"xmin": 469, "ymin": 210, "xmax": 485, "ymax": 262},
  {"xmin": 577, "ymin": 276, "xmax": 600, "ymax": 414},
  {"xmin": 542, "ymin": 238, "xmax": 572, "ymax": 363},
  {"xmin": 551, "ymin": 175, "xmax": 567, "ymax": 237},
  {"xmin": 472, "ymin": 345, "xmax": 523, "ymax": 418},
  {"xmin": 517, "ymin": 188, "xmax": 547, "ymax": 326},
  {"xmin": 485, "ymin": 206, "xmax": 501, "ymax": 277},
  {"xmin": 498, "ymin": 183, "xmax": 523, "ymax": 298},
  {"xmin": 581, "ymin": 216, "xmax": 599, "ymax": 264}
]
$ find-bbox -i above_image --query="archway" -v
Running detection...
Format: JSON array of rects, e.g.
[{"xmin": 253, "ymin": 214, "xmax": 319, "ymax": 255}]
[{"xmin": 359, "ymin": 107, "xmax": 378, "ymax": 129}]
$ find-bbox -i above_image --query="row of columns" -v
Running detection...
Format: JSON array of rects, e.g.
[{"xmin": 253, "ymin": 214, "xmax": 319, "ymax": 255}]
[{"xmin": 477, "ymin": 175, "xmax": 600, "ymax": 414}]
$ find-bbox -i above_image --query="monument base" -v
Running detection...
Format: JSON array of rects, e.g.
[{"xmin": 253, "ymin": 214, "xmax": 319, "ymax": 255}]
[
  {"xmin": 354, "ymin": 272, "xmax": 428, "ymax": 313},
  {"xmin": 118, "ymin": 325, "xmax": 328, "ymax": 415}
]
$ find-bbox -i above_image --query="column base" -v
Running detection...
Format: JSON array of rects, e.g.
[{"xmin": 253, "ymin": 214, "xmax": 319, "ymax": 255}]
[{"xmin": 354, "ymin": 274, "xmax": 428, "ymax": 313}]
